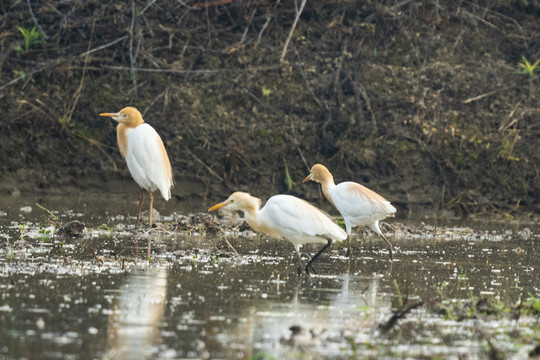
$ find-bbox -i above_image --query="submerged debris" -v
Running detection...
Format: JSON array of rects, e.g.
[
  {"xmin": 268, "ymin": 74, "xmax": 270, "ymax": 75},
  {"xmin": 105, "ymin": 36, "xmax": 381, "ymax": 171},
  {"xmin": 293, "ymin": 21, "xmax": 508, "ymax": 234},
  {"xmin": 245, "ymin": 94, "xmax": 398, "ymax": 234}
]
[
  {"xmin": 58, "ymin": 220, "xmax": 86, "ymax": 238},
  {"xmin": 378, "ymin": 301, "xmax": 425, "ymax": 333},
  {"xmin": 174, "ymin": 213, "xmax": 221, "ymax": 234}
]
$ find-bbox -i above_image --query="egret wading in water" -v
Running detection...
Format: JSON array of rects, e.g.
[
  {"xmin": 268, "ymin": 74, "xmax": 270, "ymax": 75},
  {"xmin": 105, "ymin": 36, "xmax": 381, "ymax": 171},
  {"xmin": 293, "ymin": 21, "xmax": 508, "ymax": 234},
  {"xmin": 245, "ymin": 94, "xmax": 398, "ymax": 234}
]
[
  {"xmin": 208, "ymin": 192, "xmax": 347, "ymax": 275},
  {"xmin": 303, "ymin": 164, "xmax": 396, "ymax": 259},
  {"xmin": 100, "ymin": 107, "xmax": 173, "ymax": 257}
]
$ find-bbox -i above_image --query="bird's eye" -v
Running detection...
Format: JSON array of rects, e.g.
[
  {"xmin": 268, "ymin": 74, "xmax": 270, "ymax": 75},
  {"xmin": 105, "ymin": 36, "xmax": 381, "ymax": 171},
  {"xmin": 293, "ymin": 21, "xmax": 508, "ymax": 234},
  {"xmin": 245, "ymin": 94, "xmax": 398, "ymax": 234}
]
[{"xmin": 230, "ymin": 200, "xmax": 234, "ymax": 203}]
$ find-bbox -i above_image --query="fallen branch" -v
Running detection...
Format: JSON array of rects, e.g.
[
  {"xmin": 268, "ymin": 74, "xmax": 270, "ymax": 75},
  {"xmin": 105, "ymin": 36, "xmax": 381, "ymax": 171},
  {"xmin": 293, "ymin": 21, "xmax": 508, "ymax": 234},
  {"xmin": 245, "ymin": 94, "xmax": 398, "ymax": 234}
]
[
  {"xmin": 498, "ymin": 102, "xmax": 521, "ymax": 132},
  {"xmin": 27, "ymin": 0, "xmax": 48, "ymax": 40},
  {"xmin": 0, "ymin": 60, "xmax": 63, "ymax": 90},
  {"xmin": 139, "ymin": 0, "xmax": 158, "ymax": 15},
  {"xmin": 255, "ymin": 14, "xmax": 272, "ymax": 49},
  {"xmin": 78, "ymin": 35, "xmax": 129, "ymax": 57},
  {"xmin": 129, "ymin": 0, "xmax": 138, "ymax": 95},
  {"xmin": 280, "ymin": 0, "xmax": 307, "ymax": 62},
  {"xmin": 0, "ymin": 36, "xmax": 130, "ymax": 90},
  {"xmin": 463, "ymin": 86, "xmax": 513, "ymax": 104},
  {"xmin": 102, "ymin": 64, "xmax": 285, "ymax": 74},
  {"xmin": 378, "ymin": 301, "xmax": 424, "ymax": 332},
  {"xmin": 193, "ymin": 0, "xmax": 232, "ymax": 8},
  {"xmin": 223, "ymin": 237, "xmax": 239, "ymax": 255}
]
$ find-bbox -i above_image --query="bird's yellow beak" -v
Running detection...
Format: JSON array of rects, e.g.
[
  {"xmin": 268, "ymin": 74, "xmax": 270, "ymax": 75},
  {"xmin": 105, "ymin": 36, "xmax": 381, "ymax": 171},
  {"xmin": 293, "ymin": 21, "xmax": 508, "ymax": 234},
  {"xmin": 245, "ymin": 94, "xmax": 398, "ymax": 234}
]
[
  {"xmin": 99, "ymin": 112, "xmax": 119, "ymax": 118},
  {"xmin": 208, "ymin": 201, "xmax": 228, "ymax": 212},
  {"xmin": 302, "ymin": 173, "xmax": 313, "ymax": 183}
]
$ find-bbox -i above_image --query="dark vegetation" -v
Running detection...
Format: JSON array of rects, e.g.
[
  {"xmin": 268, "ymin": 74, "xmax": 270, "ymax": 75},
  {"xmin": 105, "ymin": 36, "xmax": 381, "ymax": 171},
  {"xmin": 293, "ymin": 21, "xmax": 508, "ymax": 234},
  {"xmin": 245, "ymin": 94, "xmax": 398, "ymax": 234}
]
[{"xmin": 0, "ymin": 0, "xmax": 539, "ymax": 216}]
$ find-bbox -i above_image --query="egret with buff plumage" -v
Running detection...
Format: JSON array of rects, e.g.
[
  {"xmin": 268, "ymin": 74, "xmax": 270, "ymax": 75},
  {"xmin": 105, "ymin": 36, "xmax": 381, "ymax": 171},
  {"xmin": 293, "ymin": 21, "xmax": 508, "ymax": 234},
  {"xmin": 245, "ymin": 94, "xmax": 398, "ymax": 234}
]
[
  {"xmin": 100, "ymin": 107, "xmax": 173, "ymax": 258},
  {"xmin": 303, "ymin": 164, "xmax": 396, "ymax": 259},
  {"xmin": 208, "ymin": 192, "xmax": 347, "ymax": 275}
]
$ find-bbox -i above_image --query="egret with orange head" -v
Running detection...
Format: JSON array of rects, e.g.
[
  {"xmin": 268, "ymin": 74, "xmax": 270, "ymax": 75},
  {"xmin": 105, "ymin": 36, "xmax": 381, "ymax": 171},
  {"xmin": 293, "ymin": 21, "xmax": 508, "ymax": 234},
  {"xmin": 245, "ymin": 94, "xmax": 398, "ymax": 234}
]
[
  {"xmin": 303, "ymin": 164, "xmax": 396, "ymax": 259},
  {"xmin": 100, "ymin": 107, "xmax": 173, "ymax": 257},
  {"xmin": 209, "ymin": 192, "xmax": 347, "ymax": 275}
]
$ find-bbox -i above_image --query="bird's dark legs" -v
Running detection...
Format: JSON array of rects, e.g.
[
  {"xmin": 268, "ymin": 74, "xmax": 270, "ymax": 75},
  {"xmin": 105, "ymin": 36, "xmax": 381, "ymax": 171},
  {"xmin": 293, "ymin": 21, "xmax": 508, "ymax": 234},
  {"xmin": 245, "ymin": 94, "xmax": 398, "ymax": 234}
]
[
  {"xmin": 381, "ymin": 234, "xmax": 393, "ymax": 261},
  {"xmin": 295, "ymin": 251, "xmax": 318, "ymax": 275},
  {"xmin": 345, "ymin": 235, "xmax": 352, "ymax": 257},
  {"xmin": 305, "ymin": 239, "xmax": 333, "ymax": 275},
  {"xmin": 295, "ymin": 251, "xmax": 304, "ymax": 276},
  {"xmin": 136, "ymin": 189, "xmax": 145, "ymax": 226}
]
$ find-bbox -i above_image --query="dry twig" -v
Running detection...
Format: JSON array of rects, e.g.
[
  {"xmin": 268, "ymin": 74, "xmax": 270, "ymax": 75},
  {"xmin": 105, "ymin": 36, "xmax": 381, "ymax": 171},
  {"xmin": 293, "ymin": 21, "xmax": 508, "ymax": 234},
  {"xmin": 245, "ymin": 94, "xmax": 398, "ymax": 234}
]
[
  {"xmin": 27, "ymin": 0, "xmax": 48, "ymax": 40},
  {"xmin": 129, "ymin": 0, "xmax": 138, "ymax": 95},
  {"xmin": 464, "ymin": 87, "xmax": 513, "ymax": 104},
  {"xmin": 79, "ymin": 35, "xmax": 129, "ymax": 57},
  {"xmin": 280, "ymin": 0, "xmax": 307, "ymax": 62}
]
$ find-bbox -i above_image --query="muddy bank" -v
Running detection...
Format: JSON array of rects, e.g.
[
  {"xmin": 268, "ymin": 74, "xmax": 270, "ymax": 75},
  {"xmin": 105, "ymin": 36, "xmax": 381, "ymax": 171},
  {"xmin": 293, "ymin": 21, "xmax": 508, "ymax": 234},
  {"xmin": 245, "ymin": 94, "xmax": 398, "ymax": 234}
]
[
  {"xmin": 1, "ymin": 1, "xmax": 539, "ymax": 217},
  {"xmin": 3, "ymin": 197, "xmax": 538, "ymax": 262}
]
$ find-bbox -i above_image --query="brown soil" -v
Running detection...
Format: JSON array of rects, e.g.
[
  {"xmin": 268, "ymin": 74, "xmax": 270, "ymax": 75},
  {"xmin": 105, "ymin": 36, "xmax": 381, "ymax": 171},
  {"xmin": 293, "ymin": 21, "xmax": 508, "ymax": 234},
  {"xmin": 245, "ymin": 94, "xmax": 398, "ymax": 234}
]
[{"xmin": 0, "ymin": 1, "xmax": 539, "ymax": 217}]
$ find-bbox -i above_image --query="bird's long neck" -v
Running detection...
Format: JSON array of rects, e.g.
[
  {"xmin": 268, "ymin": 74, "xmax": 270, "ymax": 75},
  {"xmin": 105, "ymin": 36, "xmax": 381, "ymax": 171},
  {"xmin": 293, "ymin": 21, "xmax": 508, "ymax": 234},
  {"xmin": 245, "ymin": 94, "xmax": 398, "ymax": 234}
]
[
  {"xmin": 116, "ymin": 123, "xmax": 129, "ymax": 158},
  {"xmin": 319, "ymin": 175, "xmax": 337, "ymax": 207},
  {"xmin": 242, "ymin": 199, "xmax": 281, "ymax": 238},
  {"xmin": 241, "ymin": 198, "xmax": 260, "ymax": 229},
  {"xmin": 116, "ymin": 118, "xmax": 144, "ymax": 158},
  {"xmin": 244, "ymin": 210, "xmax": 262, "ymax": 232}
]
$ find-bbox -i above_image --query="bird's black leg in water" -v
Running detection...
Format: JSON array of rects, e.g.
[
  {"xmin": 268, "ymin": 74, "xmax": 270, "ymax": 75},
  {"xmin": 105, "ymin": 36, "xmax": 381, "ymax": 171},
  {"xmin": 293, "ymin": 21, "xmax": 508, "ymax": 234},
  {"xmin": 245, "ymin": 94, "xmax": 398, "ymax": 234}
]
[
  {"xmin": 296, "ymin": 251, "xmax": 303, "ymax": 276},
  {"xmin": 305, "ymin": 239, "xmax": 333, "ymax": 275},
  {"xmin": 297, "ymin": 252, "xmax": 317, "ymax": 275}
]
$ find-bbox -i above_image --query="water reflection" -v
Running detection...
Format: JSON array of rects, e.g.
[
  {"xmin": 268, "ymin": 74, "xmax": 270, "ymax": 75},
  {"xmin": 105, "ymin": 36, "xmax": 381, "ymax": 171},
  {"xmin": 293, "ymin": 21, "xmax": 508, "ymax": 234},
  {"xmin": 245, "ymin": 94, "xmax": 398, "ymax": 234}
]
[
  {"xmin": 106, "ymin": 267, "xmax": 167, "ymax": 359},
  {"xmin": 246, "ymin": 271, "xmax": 392, "ymax": 359},
  {"xmin": 160, "ymin": 244, "xmax": 395, "ymax": 359},
  {"xmin": 155, "ymin": 234, "xmax": 539, "ymax": 359},
  {"xmin": 0, "ymin": 195, "xmax": 538, "ymax": 359}
]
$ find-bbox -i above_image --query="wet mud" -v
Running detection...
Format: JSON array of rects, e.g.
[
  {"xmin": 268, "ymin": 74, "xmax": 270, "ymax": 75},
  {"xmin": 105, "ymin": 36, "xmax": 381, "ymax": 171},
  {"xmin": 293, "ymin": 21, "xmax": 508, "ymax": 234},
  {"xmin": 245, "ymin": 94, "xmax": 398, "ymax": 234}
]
[{"xmin": 0, "ymin": 193, "xmax": 539, "ymax": 359}]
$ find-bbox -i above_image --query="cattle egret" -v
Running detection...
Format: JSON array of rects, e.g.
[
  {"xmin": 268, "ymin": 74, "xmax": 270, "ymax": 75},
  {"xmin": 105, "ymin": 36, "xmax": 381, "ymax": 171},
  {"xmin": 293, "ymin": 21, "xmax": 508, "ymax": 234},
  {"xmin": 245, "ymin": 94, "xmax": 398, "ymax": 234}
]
[
  {"xmin": 100, "ymin": 107, "xmax": 173, "ymax": 257},
  {"xmin": 303, "ymin": 164, "xmax": 396, "ymax": 259},
  {"xmin": 208, "ymin": 192, "xmax": 347, "ymax": 275}
]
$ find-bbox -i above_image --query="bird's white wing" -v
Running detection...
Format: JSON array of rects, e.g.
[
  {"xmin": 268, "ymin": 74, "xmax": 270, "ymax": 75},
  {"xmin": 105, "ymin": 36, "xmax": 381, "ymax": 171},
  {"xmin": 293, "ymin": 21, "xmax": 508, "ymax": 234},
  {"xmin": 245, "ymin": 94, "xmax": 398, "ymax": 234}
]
[
  {"xmin": 262, "ymin": 195, "xmax": 346, "ymax": 241},
  {"xmin": 331, "ymin": 182, "xmax": 396, "ymax": 220},
  {"xmin": 126, "ymin": 124, "xmax": 173, "ymax": 199}
]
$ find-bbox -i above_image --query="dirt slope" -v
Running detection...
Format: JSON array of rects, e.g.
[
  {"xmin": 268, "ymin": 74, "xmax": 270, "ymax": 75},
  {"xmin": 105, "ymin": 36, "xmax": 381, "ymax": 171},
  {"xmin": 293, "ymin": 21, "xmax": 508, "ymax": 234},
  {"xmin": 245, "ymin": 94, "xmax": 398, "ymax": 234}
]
[{"xmin": 0, "ymin": 1, "xmax": 539, "ymax": 217}]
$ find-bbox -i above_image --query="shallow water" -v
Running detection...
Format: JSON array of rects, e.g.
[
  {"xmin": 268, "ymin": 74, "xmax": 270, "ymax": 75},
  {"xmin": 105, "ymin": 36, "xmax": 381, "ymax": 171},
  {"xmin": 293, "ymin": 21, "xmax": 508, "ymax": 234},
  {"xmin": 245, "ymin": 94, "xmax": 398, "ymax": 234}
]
[{"xmin": 0, "ymin": 192, "xmax": 539, "ymax": 359}]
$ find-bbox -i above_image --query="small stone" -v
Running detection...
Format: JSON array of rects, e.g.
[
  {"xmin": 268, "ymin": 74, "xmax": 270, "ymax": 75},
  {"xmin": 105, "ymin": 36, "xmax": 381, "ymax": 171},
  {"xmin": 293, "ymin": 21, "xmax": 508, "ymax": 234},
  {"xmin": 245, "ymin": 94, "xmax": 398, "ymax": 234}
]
[
  {"xmin": 36, "ymin": 317, "xmax": 45, "ymax": 330},
  {"xmin": 289, "ymin": 325, "xmax": 302, "ymax": 336},
  {"xmin": 517, "ymin": 228, "xmax": 532, "ymax": 241}
]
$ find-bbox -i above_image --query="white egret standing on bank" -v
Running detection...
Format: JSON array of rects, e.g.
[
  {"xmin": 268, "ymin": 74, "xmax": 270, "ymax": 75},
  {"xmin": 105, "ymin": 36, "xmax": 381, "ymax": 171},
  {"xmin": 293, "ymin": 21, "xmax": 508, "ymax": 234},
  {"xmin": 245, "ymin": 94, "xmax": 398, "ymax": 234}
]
[{"xmin": 100, "ymin": 107, "xmax": 173, "ymax": 258}]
